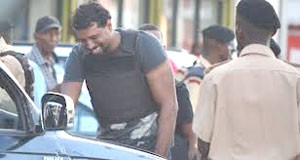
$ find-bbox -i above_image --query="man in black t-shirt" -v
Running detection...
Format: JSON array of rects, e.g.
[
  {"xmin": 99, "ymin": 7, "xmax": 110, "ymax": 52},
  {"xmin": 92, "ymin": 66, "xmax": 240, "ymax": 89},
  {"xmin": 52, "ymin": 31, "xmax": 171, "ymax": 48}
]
[{"xmin": 61, "ymin": 3, "xmax": 177, "ymax": 159}]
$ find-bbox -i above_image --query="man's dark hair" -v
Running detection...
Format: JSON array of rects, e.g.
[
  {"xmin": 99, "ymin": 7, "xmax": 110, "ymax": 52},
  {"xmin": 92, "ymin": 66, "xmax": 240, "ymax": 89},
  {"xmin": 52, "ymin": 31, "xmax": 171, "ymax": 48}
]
[
  {"xmin": 139, "ymin": 24, "xmax": 159, "ymax": 31},
  {"xmin": 202, "ymin": 25, "xmax": 234, "ymax": 43},
  {"xmin": 201, "ymin": 25, "xmax": 234, "ymax": 56},
  {"xmin": 72, "ymin": 2, "xmax": 112, "ymax": 30}
]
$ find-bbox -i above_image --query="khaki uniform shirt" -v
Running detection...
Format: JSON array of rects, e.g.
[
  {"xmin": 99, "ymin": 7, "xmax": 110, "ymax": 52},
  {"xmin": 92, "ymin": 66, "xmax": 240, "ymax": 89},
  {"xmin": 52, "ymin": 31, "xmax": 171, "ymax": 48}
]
[
  {"xmin": 193, "ymin": 44, "xmax": 300, "ymax": 160},
  {"xmin": 196, "ymin": 55, "xmax": 212, "ymax": 69}
]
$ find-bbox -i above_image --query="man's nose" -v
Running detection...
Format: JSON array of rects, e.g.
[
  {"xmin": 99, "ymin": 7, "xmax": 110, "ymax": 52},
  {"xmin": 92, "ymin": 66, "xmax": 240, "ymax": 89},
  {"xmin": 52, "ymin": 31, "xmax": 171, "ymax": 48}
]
[
  {"xmin": 85, "ymin": 40, "xmax": 96, "ymax": 50},
  {"xmin": 50, "ymin": 33, "xmax": 61, "ymax": 44}
]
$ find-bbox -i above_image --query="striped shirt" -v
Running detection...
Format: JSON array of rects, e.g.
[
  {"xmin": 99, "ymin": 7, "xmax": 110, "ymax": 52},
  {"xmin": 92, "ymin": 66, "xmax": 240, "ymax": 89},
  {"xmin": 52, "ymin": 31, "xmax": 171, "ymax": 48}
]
[{"xmin": 26, "ymin": 45, "xmax": 57, "ymax": 91}]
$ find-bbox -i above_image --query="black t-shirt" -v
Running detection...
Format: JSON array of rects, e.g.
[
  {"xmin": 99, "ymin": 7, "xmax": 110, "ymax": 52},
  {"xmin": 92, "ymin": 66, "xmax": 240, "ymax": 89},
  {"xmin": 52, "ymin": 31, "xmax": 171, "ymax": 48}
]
[{"xmin": 63, "ymin": 29, "xmax": 167, "ymax": 82}]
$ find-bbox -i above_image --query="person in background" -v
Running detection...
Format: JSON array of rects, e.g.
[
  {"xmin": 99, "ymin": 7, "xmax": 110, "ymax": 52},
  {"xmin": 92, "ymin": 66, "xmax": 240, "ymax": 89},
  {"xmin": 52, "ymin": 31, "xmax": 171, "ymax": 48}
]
[
  {"xmin": 26, "ymin": 16, "xmax": 61, "ymax": 93},
  {"xmin": 139, "ymin": 23, "xmax": 178, "ymax": 73},
  {"xmin": 180, "ymin": 25, "xmax": 234, "ymax": 112},
  {"xmin": 191, "ymin": 43, "xmax": 201, "ymax": 57},
  {"xmin": 61, "ymin": 2, "xmax": 177, "ymax": 159},
  {"xmin": 0, "ymin": 21, "xmax": 34, "ymax": 100},
  {"xmin": 139, "ymin": 23, "xmax": 200, "ymax": 160},
  {"xmin": 0, "ymin": 21, "xmax": 25, "ymax": 88},
  {"xmin": 193, "ymin": 0, "xmax": 300, "ymax": 159}
]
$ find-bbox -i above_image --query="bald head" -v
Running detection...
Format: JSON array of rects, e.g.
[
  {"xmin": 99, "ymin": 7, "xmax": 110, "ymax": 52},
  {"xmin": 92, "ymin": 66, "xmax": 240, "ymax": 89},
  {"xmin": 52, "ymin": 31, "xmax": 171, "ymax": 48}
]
[{"xmin": 139, "ymin": 23, "xmax": 164, "ymax": 45}]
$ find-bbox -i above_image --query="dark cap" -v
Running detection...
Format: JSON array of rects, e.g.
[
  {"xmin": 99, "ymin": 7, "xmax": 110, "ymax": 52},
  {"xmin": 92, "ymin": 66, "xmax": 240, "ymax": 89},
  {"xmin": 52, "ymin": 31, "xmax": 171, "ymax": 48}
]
[
  {"xmin": 202, "ymin": 25, "xmax": 234, "ymax": 43},
  {"xmin": 237, "ymin": 0, "xmax": 281, "ymax": 31},
  {"xmin": 35, "ymin": 16, "xmax": 61, "ymax": 33}
]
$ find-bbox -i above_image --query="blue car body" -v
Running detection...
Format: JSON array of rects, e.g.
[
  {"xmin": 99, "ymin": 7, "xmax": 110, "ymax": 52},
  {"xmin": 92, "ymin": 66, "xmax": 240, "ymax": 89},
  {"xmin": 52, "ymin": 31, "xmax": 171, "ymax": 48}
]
[{"xmin": 0, "ymin": 61, "xmax": 164, "ymax": 160}]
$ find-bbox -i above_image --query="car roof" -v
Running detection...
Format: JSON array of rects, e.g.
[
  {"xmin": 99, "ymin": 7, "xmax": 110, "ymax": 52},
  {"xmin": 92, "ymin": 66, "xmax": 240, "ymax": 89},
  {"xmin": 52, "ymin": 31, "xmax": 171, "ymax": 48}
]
[{"xmin": 13, "ymin": 42, "xmax": 73, "ymax": 57}]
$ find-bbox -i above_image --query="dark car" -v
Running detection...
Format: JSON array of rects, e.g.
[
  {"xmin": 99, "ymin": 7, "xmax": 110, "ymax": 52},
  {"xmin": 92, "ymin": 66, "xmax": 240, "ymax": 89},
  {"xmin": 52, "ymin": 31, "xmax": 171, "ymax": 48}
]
[{"xmin": 0, "ymin": 61, "xmax": 165, "ymax": 160}]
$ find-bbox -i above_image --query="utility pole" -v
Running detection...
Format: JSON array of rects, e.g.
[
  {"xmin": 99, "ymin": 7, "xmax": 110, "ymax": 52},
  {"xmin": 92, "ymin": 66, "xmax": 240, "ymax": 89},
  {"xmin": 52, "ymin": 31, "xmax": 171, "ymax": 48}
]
[
  {"xmin": 193, "ymin": 0, "xmax": 201, "ymax": 47},
  {"xmin": 117, "ymin": 0, "xmax": 124, "ymax": 27},
  {"xmin": 278, "ymin": 0, "xmax": 288, "ymax": 60},
  {"xmin": 171, "ymin": 0, "xmax": 179, "ymax": 48}
]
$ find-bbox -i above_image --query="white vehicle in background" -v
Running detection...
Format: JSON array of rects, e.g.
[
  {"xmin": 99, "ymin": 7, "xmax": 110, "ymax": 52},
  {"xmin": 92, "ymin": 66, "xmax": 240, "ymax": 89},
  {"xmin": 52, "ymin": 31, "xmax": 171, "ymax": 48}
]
[
  {"xmin": 166, "ymin": 48, "xmax": 198, "ymax": 81},
  {"xmin": 166, "ymin": 49, "xmax": 197, "ymax": 69}
]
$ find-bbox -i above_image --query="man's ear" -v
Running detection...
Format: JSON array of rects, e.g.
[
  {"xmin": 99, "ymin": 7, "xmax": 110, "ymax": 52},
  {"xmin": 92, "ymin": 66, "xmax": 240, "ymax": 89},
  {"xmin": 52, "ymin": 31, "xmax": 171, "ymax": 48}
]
[
  {"xmin": 271, "ymin": 29, "xmax": 277, "ymax": 37},
  {"xmin": 217, "ymin": 42, "xmax": 226, "ymax": 50},
  {"xmin": 235, "ymin": 24, "xmax": 243, "ymax": 42},
  {"xmin": 106, "ymin": 19, "xmax": 112, "ymax": 31},
  {"xmin": 33, "ymin": 32, "xmax": 39, "ymax": 41},
  {"xmin": 236, "ymin": 24, "xmax": 241, "ymax": 35}
]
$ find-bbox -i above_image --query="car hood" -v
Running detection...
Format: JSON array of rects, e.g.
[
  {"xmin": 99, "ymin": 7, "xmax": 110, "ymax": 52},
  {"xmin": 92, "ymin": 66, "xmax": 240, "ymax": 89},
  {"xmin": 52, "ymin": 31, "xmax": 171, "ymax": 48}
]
[{"xmin": 1, "ymin": 131, "xmax": 163, "ymax": 160}]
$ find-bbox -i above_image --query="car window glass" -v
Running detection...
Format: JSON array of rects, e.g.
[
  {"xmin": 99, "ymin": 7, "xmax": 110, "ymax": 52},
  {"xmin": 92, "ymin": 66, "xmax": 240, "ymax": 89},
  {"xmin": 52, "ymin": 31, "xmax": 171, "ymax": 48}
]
[
  {"xmin": 0, "ymin": 67, "xmax": 25, "ymax": 131},
  {"xmin": 0, "ymin": 84, "xmax": 20, "ymax": 130}
]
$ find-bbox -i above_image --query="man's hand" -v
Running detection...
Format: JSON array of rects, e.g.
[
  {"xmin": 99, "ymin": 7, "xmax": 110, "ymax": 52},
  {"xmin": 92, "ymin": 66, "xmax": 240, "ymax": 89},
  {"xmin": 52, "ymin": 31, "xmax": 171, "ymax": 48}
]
[
  {"xmin": 181, "ymin": 123, "xmax": 201, "ymax": 160},
  {"xmin": 60, "ymin": 81, "xmax": 83, "ymax": 106},
  {"xmin": 50, "ymin": 83, "xmax": 61, "ymax": 93},
  {"xmin": 188, "ymin": 144, "xmax": 201, "ymax": 160}
]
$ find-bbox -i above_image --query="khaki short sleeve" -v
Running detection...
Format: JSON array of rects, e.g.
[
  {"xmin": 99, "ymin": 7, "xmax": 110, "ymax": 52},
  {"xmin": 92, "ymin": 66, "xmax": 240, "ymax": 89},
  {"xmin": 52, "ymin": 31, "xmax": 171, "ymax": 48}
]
[{"xmin": 192, "ymin": 76, "xmax": 217, "ymax": 142}]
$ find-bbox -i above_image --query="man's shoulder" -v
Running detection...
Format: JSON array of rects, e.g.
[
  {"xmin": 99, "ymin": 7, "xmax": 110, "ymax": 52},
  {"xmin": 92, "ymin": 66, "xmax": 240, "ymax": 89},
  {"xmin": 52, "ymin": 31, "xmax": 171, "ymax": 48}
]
[
  {"xmin": 0, "ymin": 50, "xmax": 34, "ymax": 93},
  {"xmin": 205, "ymin": 59, "xmax": 231, "ymax": 74},
  {"xmin": 137, "ymin": 30, "xmax": 160, "ymax": 43},
  {"xmin": 282, "ymin": 60, "xmax": 300, "ymax": 74},
  {"xmin": 1, "ymin": 51, "xmax": 29, "ymax": 66},
  {"xmin": 117, "ymin": 28, "xmax": 141, "ymax": 42},
  {"xmin": 69, "ymin": 44, "xmax": 87, "ymax": 57},
  {"xmin": 284, "ymin": 61, "xmax": 300, "ymax": 68}
]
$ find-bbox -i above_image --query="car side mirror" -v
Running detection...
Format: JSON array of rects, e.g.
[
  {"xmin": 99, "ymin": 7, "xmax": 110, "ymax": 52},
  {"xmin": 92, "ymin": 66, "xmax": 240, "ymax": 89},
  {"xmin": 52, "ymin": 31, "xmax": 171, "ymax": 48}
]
[{"xmin": 41, "ymin": 92, "xmax": 74, "ymax": 130}]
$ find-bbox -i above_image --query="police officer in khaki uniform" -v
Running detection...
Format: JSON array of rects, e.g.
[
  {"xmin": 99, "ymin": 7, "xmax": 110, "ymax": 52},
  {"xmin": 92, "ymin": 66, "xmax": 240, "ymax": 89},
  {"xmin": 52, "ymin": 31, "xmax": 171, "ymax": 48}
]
[
  {"xmin": 181, "ymin": 25, "xmax": 234, "ymax": 112},
  {"xmin": 193, "ymin": 0, "xmax": 300, "ymax": 160}
]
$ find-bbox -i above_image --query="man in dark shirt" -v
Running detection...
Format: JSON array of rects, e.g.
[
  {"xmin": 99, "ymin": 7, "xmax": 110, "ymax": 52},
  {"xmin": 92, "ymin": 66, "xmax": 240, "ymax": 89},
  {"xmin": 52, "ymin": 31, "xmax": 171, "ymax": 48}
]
[{"xmin": 61, "ymin": 2, "xmax": 177, "ymax": 159}]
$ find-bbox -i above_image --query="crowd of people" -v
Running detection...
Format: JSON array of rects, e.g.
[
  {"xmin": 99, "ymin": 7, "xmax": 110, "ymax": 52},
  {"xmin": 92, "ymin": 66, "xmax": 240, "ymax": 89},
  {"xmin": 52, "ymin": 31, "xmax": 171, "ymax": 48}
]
[{"xmin": 1, "ymin": 0, "xmax": 300, "ymax": 160}]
